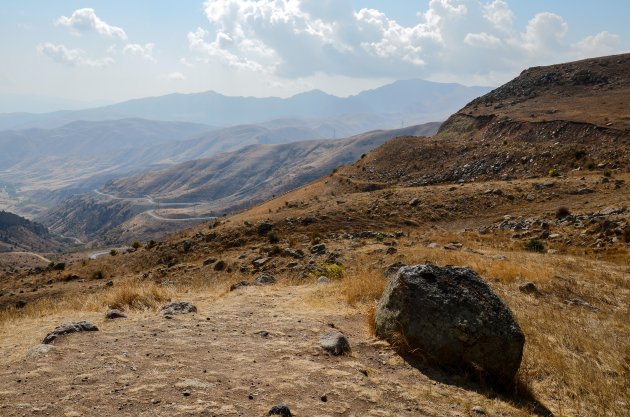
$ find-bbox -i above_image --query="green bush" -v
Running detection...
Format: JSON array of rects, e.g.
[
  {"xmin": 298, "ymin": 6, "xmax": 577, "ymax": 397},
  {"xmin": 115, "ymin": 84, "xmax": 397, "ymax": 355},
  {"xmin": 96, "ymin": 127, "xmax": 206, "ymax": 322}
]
[
  {"xmin": 547, "ymin": 168, "xmax": 560, "ymax": 177},
  {"xmin": 312, "ymin": 263, "xmax": 345, "ymax": 280},
  {"xmin": 132, "ymin": 241, "xmax": 142, "ymax": 249},
  {"xmin": 110, "ymin": 249, "xmax": 118, "ymax": 256},
  {"xmin": 524, "ymin": 239, "xmax": 545, "ymax": 252}
]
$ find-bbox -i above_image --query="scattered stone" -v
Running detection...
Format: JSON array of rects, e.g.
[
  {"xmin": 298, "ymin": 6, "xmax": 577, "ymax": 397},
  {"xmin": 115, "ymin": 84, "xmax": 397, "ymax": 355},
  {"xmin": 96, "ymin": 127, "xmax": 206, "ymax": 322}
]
[
  {"xmin": 27, "ymin": 344, "xmax": 55, "ymax": 358},
  {"xmin": 375, "ymin": 264, "xmax": 525, "ymax": 385},
  {"xmin": 257, "ymin": 222, "xmax": 274, "ymax": 236},
  {"xmin": 160, "ymin": 301, "xmax": 197, "ymax": 315},
  {"xmin": 408, "ymin": 198, "xmax": 420, "ymax": 207},
  {"xmin": 255, "ymin": 331, "xmax": 270, "ymax": 338},
  {"xmin": 203, "ymin": 257, "xmax": 217, "ymax": 266},
  {"xmin": 255, "ymin": 273, "xmax": 276, "ymax": 285},
  {"xmin": 43, "ymin": 321, "xmax": 99, "ymax": 344},
  {"xmin": 15, "ymin": 300, "xmax": 27, "ymax": 309},
  {"xmin": 320, "ymin": 394, "xmax": 328, "ymax": 402},
  {"xmin": 576, "ymin": 188, "xmax": 594, "ymax": 195},
  {"xmin": 427, "ymin": 242, "xmax": 439, "ymax": 249},
  {"xmin": 106, "ymin": 309, "xmax": 128, "ymax": 319},
  {"xmin": 268, "ymin": 404, "xmax": 292, "ymax": 417},
  {"xmin": 565, "ymin": 298, "xmax": 599, "ymax": 311},
  {"xmin": 320, "ymin": 332, "xmax": 351, "ymax": 355},
  {"xmin": 472, "ymin": 405, "xmax": 486, "ymax": 415},
  {"xmin": 518, "ymin": 282, "xmax": 541, "ymax": 296},
  {"xmin": 252, "ymin": 257, "xmax": 271, "ymax": 268},
  {"xmin": 317, "ymin": 276, "xmax": 331, "ymax": 284},
  {"xmin": 386, "ymin": 247, "xmax": 397, "ymax": 255},
  {"xmin": 214, "ymin": 260, "xmax": 226, "ymax": 271},
  {"xmin": 230, "ymin": 281, "xmax": 251, "ymax": 291},
  {"xmin": 310, "ymin": 243, "xmax": 326, "ymax": 255},
  {"xmin": 384, "ymin": 262, "xmax": 406, "ymax": 277},
  {"xmin": 282, "ymin": 248, "xmax": 304, "ymax": 259},
  {"xmin": 443, "ymin": 242, "xmax": 463, "ymax": 250},
  {"xmin": 105, "ymin": 280, "xmax": 114, "ymax": 287}
]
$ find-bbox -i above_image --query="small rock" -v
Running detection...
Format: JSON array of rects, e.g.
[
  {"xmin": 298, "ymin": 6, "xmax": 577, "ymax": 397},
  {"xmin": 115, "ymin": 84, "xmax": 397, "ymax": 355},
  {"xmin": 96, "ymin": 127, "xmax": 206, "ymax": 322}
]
[
  {"xmin": 43, "ymin": 321, "xmax": 99, "ymax": 344},
  {"xmin": 386, "ymin": 247, "xmax": 397, "ymax": 255},
  {"xmin": 255, "ymin": 273, "xmax": 276, "ymax": 285},
  {"xmin": 230, "ymin": 280, "xmax": 251, "ymax": 291},
  {"xmin": 203, "ymin": 257, "xmax": 217, "ymax": 266},
  {"xmin": 320, "ymin": 332, "xmax": 351, "ymax": 355},
  {"xmin": 282, "ymin": 248, "xmax": 304, "ymax": 259},
  {"xmin": 252, "ymin": 257, "xmax": 271, "ymax": 268},
  {"xmin": 310, "ymin": 243, "xmax": 327, "ymax": 255},
  {"xmin": 214, "ymin": 260, "xmax": 226, "ymax": 271},
  {"xmin": 565, "ymin": 298, "xmax": 599, "ymax": 311},
  {"xmin": 160, "ymin": 301, "xmax": 197, "ymax": 315},
  {"xmin": 518, "ymin": 282, "xmax": 540, "ymax": 296},
  {"xmin": 472, "ymin": 405, "xmax": 486, "ymax": 414},
  {"xmin": 106, "ymin": 309, "xmax": 128, "ymax": 319},
  {"xmin": 27, "ymin": 344, "xmax": 55, "ymax": 358},
  {"xmin": 443, "ymin": 242, "xmax": 463, "ymax": 250},
  {"xmin": 320, "ymin": 394, "xmax": 328, "ymax": 402},
  {"xmin": 15, "ymin": 300, "xmax": 27, "ymax": 309},
  {"xmin": 105, "ymin": 280, "xmax": 114, "ymax": 287},
  {"xmin": 258, "ymin": 222, "xmax": 274, "ymax": 236},
  {"xmin": 408, "ymin": 198, "xmax": 420, "ymax": 207},
  {"xmin": 317, "ymin": 276, "xmax": 331, "ymax": 284},
  {"xmin": 268, "ymin": 404, "xmax": 292, "ymax": 417}
]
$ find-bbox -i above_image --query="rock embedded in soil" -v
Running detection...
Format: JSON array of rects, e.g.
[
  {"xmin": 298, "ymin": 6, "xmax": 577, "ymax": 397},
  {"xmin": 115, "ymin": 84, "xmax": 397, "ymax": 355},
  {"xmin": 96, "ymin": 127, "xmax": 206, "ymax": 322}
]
[
  {"xmin": 105, "ymin": 309, "xmax": 128, "ymax": 319},
  {"xmin": 309, "ymin": 243, "xmax": 326, "ymax": 254},
  {"xmin": 320, "ymin": 332, "xmax": 351, "ymax": 355},
  {"xmin": 160, "ymin": 301, "xmax": 197, "ymax": 315},
  {"xmin": 317, "ymin": 276, "xmax": 331, "ymax": 284},
  {"xmin": 375, "ymin": 264, "xmax": 525, "ymax": 385},
  {"xmin": 518, "ymin": 282, "xmax": 541, "ymax": 295},
  {"xmin": 43, "ymin": 321, "xmax": 99, "ymax": 344},
  {"xmin": 230, "ymin": 280, "xmax": 251, "ymax": 291},
  {"xmin": 268, "ymin": 403, "xmax": 292, "ymax": 417},
  {"xmin": 254, "ymin": 273, "xmax": 277, "ymax": 285}
]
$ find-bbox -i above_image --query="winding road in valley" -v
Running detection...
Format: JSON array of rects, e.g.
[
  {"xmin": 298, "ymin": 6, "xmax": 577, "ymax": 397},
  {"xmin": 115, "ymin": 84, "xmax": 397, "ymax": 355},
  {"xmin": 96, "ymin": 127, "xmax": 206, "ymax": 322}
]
[{"xmin": 93, "ymin": 189, "xmax": 217, "ymax": 222}]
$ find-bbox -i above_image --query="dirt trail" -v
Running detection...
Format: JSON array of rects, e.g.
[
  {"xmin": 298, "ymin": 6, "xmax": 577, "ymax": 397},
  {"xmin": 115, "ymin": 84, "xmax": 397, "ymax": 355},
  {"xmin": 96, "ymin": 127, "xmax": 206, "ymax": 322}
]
[{"xmin": 0, "ymin": 285, "xmax": 527, "ymax": 416}]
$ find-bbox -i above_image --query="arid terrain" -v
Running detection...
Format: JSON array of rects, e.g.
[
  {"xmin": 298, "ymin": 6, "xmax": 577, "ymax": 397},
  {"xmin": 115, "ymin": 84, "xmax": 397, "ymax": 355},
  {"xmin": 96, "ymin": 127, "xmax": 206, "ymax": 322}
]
[{"xmin": 0, "ymin": 54, "xmax": 628, "ymax": 417}]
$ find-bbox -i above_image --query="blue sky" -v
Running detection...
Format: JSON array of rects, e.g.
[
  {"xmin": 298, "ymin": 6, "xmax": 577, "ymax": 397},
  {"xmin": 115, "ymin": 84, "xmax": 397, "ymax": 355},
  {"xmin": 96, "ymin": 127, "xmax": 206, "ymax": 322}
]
[{"xmin": 0, "ymin": 1, "xmax": 628, "ymax": 112}]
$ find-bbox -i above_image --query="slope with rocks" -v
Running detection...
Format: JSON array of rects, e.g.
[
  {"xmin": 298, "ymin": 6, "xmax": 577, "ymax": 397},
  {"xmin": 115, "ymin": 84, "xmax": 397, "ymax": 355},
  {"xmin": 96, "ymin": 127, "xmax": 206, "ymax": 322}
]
[
  {"xmin": 0, "ymin": 55, "xmax": 628, "ymax": 417},
  {"xmin": 0, "ymin": 211, "xmax": 63, "ymax": 253},
  {"xmin": 40, "ymin": 123, "xmax": 439, "ymax": 245}
]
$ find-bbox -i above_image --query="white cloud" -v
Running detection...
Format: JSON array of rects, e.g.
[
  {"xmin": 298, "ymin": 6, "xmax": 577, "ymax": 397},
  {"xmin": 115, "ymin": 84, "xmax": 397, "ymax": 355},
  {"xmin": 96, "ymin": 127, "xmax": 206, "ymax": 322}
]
[
  {"xmin": 573, "ymin": 31, "xmax": 621, "ymax": 58},
  {"xmin": 37, "ymin": 42, "xmax": 114, "ymax": 68},
  {"xmin": 167, "ymin": 72, "xmax": 186, "ymax": 81},
  {"xmin": 185, "ymin": 0, "xmax": 625, "ymax": 85},
  {"xmin": 56, "ymin": 8, "xmax": 127, "ymax": 40},
  {"xmin": 123, "ymin": 43, "xmax": 156, "ymax": 62}
]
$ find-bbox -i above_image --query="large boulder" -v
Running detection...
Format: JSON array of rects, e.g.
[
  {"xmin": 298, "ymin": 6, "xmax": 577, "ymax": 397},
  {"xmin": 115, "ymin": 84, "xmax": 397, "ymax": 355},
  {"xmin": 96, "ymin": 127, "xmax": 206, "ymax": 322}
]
[{"xmin": 375, "ymin": 264, "xmax": 524, "ymax": 385}]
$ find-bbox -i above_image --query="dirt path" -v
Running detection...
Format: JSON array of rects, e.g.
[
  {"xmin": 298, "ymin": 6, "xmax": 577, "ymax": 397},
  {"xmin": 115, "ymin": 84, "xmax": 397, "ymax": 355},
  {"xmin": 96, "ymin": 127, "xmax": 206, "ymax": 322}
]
[{"xmin": 0, "ymin": 285, "xmax": 529, "ymax": 416}]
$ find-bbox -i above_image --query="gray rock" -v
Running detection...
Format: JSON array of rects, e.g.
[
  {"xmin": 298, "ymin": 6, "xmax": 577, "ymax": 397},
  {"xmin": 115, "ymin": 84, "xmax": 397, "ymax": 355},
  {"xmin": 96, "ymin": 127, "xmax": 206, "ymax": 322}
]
[
  {"xmin": 409, "ymin": 198, "xmax": 420, "ymax": 206},
  {"xmin": 27, "ymin": 344, "xmax": 55, "ymax": 358},
  {"xmin": 203, "ymin": 257, "xmax": 217, "ymax": 266},
  {"xmin": 252, "ymin": 257, "xmax": 270, "ymax": 268},
  {"xmin": 268, "ymin": 404, "xmax": 292, "ymax": 417},
  {"xmin": 317, "ymin": 276, "xmax": 331, "ymax": 284},
  {"xmin": 384, "ymin": 262, "xmax": 406, "ymax": 277},
  {"xmin": 320, "ymin": 332, "xmax": 351, "ymax": 355},
  {"xmin": 43, "ymin": 321, "xmax": 99, "ymax": 344},
  {"xmin": 213, "ymin": 260, "xmax": 226, "ymax": 271},
  {"xmin": 255, "ymin": 273, "xmax": 276, "ymax": 285},
  {"xmin": 160, "ymin": 301, "xmax": 197, "ymax": 315},
  {"xmin": 106, "ymin": 309, "xmax": 128, "ymax": 319},
  {"xmin": 230, "ymin": 280, "xmax": 251, "ymax": 291},
  {"xmin": 472, "ymin": 405, "xmax": 486, "ymax": 414},
  {"xmin": 375, "ymin": 264, "xmax": 525, "ymax": 385},
  {"xmin": 518, "ymin": 282, "xmax": 540, "ymax": 296},
  {"xmin": 310, "ymin": 243, "xmax": 326, "ymax": 254},
  {"xmin": 282, "ymin": 248, "xmax": 304, "ymax": 259}
]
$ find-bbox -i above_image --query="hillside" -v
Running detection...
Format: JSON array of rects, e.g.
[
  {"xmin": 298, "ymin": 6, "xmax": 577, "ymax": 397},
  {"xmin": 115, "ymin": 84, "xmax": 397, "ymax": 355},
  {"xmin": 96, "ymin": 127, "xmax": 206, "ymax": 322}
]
[
  {"xmin": 0, "ymin": 79, "xmax": 489, "ymax": 130},
  {"xmin": 0, "ymin": 55, "xmax": 628, "ymax": 417},
  {"xmin": 0, "ymin": 211, "xmax": 62, "ymax": 253},
  {"xmin": 39, "ymin": 123, "xmax": 440, "ymax": 244}
]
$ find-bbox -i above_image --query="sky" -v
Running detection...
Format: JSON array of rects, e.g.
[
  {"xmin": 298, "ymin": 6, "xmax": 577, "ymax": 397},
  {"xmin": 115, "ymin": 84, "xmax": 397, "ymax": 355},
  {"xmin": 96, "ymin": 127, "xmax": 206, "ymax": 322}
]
[{"xmin": 0, "ymin": 0, "xmax": 628, "ymax": 112}]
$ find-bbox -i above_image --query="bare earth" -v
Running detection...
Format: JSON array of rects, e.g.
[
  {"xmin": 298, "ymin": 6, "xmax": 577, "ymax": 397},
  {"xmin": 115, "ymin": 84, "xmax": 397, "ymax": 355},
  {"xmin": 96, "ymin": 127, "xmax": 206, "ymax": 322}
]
[{"xmin": 0, "ymin": 284, "xmax": 537, "ymax": 417}]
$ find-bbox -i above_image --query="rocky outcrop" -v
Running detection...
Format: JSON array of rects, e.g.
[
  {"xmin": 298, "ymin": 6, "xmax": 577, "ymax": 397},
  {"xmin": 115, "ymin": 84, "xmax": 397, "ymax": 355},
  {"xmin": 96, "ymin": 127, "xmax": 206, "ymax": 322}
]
[
  {"xmin": 43, "ymin": 321, "xmax": 99, "ymax": 344},
  {"xmin": 375, "ymin": 264, "xmax": 524, "ymax": 385}
]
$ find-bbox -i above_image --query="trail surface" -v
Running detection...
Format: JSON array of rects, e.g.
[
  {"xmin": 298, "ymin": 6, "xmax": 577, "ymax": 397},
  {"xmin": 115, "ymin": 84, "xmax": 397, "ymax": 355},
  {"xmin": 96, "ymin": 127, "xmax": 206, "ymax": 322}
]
[{"xmin": 0, "ymin": 284, "xmax": 518, "ymax": 416}]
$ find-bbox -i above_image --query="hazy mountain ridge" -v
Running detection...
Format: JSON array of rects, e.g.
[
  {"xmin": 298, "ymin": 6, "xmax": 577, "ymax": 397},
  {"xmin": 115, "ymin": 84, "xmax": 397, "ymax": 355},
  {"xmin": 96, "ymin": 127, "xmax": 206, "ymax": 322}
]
[
  {"xmin": 0, "ymin": 79, "xmax": 490, "ymax": 130},
  {"xmin": 0, "ymin": 210, "xmax": 61, "ymax": 253}
]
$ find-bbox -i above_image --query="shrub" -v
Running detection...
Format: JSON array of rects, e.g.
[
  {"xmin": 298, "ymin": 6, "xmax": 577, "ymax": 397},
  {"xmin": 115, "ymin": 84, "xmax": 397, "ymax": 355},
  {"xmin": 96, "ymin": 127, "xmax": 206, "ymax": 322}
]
[
  {"xmin": 586, "ymin": 162, "xmax": 597, "ymax": 170},
  {"xmin": 146, "ymin": 240, "xmax": 157, "ymax": 249},
  {"xmin": 524, "ymin": 239, "xmax": 545, "ymax": 252},
  {"xmin": 547, "ymin": 168, "xmax": 560, "ymax": 177},
  {"xmin": 375, "ymin": 233, "xmax": 385, "ymax": 242},
  {"xmin": 556, "ymin": 207, "xmax": 571, "ymax": 219},
  {"xmin": 92, "ymin": 270, "xmax": 105, "ymax": 280},
  {"xmin": 132, "ymin": 241, "xmax": 142, "ymax": 249},
  {"xmin": 603, "ymin": 169, "xmax": 612, "ymax": 177},
  {"xmin": 574, "ymin": 149, "xmax": 587, "ymax": 159},
  {"xmin": 110, "ymin": 249, "xmax": 118, "ymax": 256},
  {"xmin": 267, "ymin": 231, "xmax": 280, "ymax": 244},
  {"xmin": 312, "ymin": 263, "xmax": 345, "ymax": 280}
]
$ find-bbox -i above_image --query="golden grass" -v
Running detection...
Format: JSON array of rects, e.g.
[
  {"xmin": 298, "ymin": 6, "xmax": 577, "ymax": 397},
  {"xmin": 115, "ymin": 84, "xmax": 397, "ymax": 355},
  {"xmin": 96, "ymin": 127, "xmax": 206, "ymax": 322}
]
[{"xmin": 336, "ymin": 240, "xmax": 629, "ymax": 416}]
